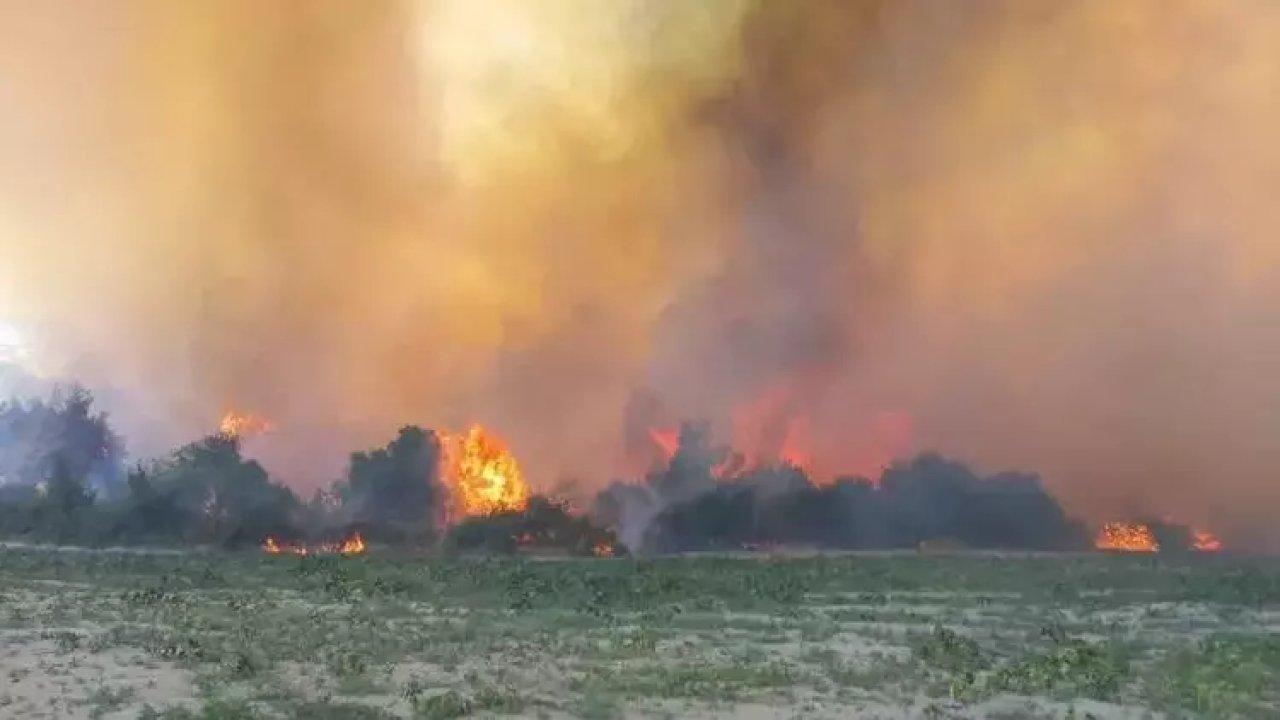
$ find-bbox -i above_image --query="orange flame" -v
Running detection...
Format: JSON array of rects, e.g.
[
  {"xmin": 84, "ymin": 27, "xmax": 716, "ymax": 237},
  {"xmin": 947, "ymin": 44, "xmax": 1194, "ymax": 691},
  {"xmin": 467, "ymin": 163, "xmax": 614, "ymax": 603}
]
[
  {"xmin": 440, "ymin": 425, "xmax": 530, "ymax": 521},
  {"xmin": 1094, "ymin": 520, "xmax": 1225, "ymax": 553},
  {"xmin": 219, "ymin": 410, "xmax": 274, "ymax": 439},
  {"xmin": 592, "ymin": 540, "xmax": 615, "ymax": 558},
  {"xmin": 336, "ymin": 531, "xmax": 366, "ymax": 555},
  {"xmin": 1094, "ymin": 521, "xmax": 1160, "ymax": 552}
]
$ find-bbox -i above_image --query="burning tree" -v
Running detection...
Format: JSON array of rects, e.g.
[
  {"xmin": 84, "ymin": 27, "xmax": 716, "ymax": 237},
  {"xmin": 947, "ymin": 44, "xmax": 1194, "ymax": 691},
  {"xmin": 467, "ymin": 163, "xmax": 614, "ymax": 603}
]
[{"xmin": 439, "ymin": 424, "xmax": 530, "ymax": 521}]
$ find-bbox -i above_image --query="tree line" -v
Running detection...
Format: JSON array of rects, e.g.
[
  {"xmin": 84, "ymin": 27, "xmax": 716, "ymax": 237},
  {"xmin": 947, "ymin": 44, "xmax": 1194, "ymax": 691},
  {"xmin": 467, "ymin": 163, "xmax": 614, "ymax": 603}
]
[
  {"xmin": 0, "ymin": 391, "xmax": 453, "ymax": 548},
  {"xmin": 0, "ymin": 390, "xmax": 1089, "ymax": 554},
  {"xmin": 0, "ymin": 389, "xmax": 617, "ymax": 554}
]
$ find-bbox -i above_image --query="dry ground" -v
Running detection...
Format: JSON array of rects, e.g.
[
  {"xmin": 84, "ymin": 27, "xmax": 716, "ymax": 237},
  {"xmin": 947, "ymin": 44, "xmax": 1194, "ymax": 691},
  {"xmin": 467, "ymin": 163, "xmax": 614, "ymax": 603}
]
[{"xmin": 0, "ymin": 548, "xmax": 1277, "ymax": 719}]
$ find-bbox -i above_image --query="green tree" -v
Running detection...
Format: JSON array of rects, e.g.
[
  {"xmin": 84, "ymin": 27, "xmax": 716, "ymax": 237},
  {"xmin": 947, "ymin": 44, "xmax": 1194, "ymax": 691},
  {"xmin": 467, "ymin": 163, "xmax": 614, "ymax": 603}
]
[
  {"xmin": 34, "ymin": 455, "xmax": 95, "ymax": 544},
  {"xmin": 144, "ymin": 434, "xmax": 300, "ymax": 547},
  {"xmin": 340, "ymin": 426, "xmax": 440, "ymax": 539},
  {"xmin": 0, "ymin": 386, "xmax": 123, "ymax": 497}
]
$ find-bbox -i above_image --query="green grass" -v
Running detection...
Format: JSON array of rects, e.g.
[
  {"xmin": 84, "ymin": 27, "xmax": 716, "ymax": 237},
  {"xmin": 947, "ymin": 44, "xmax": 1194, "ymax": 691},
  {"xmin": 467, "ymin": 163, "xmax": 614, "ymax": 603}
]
[
  {"xmin": 1146, "ymin": 634, "xmax": 1280, "ymax": 718},
  {"xmin": 0, "ymin": 547, "xmax": 1276, "ymax": 718}
]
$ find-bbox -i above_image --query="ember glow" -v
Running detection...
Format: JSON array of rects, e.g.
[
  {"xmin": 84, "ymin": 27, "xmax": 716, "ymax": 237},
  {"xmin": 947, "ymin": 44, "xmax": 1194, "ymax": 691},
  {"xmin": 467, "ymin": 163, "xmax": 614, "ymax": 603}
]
[
  {"xmin": 778, "ymin": 415, "xmax": 813, "ymax": 473},
  {"xmin": 440, "ymin": 425, "xmax": 530, "ymax": 520},
  {"xmin": 1094, "ymin": 522, "xmax": 1160, "ymax": 553}
]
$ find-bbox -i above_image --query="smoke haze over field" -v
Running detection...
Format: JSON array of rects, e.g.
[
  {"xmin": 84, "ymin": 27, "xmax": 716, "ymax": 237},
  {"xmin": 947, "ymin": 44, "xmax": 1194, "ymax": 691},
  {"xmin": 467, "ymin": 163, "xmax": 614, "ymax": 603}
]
[{"xmin": 2, "ymin": 2, "xmax": 1279, "ymax": 547}]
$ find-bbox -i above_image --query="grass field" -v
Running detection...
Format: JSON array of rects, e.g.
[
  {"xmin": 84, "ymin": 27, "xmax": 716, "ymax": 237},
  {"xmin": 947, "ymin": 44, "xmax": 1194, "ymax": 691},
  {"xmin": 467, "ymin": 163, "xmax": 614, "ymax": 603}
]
[{"xmin": 1, "ymin": 548, "xmax": 1277, "ymax": 719}]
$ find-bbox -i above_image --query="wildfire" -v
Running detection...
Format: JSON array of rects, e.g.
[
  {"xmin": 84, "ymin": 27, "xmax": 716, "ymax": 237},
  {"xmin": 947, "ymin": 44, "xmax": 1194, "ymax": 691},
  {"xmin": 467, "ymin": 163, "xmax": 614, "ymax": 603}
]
[
  {"xmin": 337, "ymin": 532, "xmax": 367, "ymax": 555},
  {"xmin": 592, "ymin": 540, "xmax": 615, "ymax": 558},
  {"xmin": 261, "ymin": 531, "xmax": 366, "ymax": 556},
  {"xmin": 1094, "ymin": 521, "xmax": 1225, "ymax": 553},
  {"xmin": 218, "ymin": 410, "xmax": 274, "ymax": 439},
  {"xmin": 777, "ymin": 413, "xmax": 812, "ymax": 472},
  {"xmin": 261, "ymin": 536, "xmax": 308, "ymax": 555},
  {"xmin": 730, "ymin": 385, "xmax": 814, "ymax": 474},
  {"xmin": 1094, "ymin": 521, "xmax": 1160, "ymax": 553},
  {"xmin": 440, "ymin": 424, "xmax": 530, "ymax": 520}
]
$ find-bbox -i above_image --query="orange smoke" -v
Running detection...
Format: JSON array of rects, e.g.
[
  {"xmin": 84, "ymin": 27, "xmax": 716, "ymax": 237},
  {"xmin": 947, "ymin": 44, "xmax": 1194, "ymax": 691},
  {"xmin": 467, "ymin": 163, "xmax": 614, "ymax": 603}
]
[
  {"xmin": 218, "ymin": 410, "xmax": 274, "ymax": 439},
  {"xmin": 731, "ymin": 385, "xmax": 814, "ymax": 474},
  {"xmin": 778, "ymin": 413, "xmax": 812, "ymax": 472},
  {"xmin": 1094, "ymin": 521, "xmax": 1159, "ymax": 553},
  {"xmin": 648, "ymin": 427, "xmax": 679, "ymax": 464},
  {"xmin": 1191, "ymin": 528, "xmax": 1224, "ymax": 553},
  {"xmin": 439, "ymin": 424, "xmax": 530, "ymax": 521}
]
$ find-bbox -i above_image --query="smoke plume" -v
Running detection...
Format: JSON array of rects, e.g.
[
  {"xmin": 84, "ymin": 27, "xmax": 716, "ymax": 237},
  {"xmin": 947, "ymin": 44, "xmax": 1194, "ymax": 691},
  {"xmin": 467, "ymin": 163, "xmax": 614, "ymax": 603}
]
[{"xmin": 2, "ymin": 2, "xmax": 1279, "ymax": 548}]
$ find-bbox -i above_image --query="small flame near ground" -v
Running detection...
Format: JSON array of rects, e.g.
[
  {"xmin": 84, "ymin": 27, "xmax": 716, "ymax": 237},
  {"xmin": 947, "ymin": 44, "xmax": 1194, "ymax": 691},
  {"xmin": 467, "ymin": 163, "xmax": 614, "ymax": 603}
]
[
  {"xmin": 261, "ymin": 531, "xmax": 365, "ymax": 556},
  {"xmin": 218, "ymin": 410, "xmax": 274, "ymax": 439},
  {"xmin": 439, "ymin": 424, "xmax": 530, "ymax": 521},
  {"xmin": 1094, "ymin": 521, "xmax": 1160, "ymax": 552},
  {"xmin": 1094, "ymin": 521, "xmax": 1223, "ymax": 553}
]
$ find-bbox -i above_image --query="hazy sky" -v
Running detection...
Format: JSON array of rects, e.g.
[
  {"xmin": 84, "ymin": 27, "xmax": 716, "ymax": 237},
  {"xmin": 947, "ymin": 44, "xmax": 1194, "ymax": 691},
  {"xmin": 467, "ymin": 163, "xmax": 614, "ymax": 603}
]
[{"xmin": 2, "ymin": 1, "xmax": 1278, "ymax": 546}]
